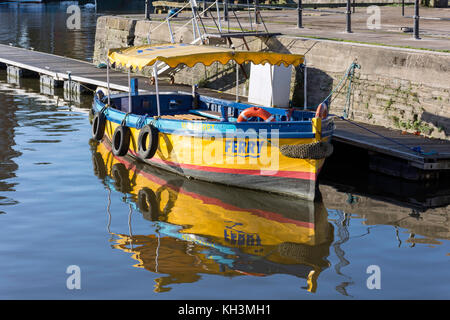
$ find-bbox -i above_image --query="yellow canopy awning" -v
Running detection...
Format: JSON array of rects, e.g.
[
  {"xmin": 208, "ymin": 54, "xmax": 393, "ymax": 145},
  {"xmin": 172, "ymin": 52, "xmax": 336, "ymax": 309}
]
[{"xmin": 108, "ymin": 43, "xmax": 304, "ymax": 70}]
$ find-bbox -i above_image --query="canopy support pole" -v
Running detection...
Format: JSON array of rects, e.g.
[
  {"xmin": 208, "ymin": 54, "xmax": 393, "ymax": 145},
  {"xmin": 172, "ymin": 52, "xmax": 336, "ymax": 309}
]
[
  {"xmin": 304, "ymin": 59, "xmax": 307, "ymax": 110},
  {"xmin": 154, "ymin": 63, "xmax": 161, "ymax": 117},
  {"xmin": 107, "ymin": 60, "xmax": 110, "ymax": 105},
  {"xmin": 128, "ymin": 67, "xmax": 132, "ymax": 112},
  {"xmin": 235, "ymin": 62, "xmax": 239, "ymax": 102}
]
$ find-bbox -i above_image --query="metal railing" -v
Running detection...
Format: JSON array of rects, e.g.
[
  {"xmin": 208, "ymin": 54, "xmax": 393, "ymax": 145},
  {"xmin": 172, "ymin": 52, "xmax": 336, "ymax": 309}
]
[{"xmin": 145, "ymin": 0, "xmax": 450, "ymax": 43}]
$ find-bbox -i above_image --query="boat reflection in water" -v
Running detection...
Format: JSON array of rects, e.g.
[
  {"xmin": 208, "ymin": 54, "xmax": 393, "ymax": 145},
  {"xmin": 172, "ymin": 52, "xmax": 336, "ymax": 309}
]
[{"xmin": 91, "ymin": 140, "xmax": 334, "ymax": 293}]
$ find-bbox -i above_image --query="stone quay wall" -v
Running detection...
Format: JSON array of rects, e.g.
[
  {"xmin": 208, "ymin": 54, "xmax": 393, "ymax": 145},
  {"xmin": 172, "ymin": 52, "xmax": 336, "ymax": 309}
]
[{"xmin": 93, "ymin": 16, "xmax": 450, "ymax": 140}]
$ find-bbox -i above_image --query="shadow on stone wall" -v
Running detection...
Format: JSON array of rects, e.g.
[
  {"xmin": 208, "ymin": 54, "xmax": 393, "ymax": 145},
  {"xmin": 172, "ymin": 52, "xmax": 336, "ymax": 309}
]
[
  {"xmin": 263, "ymin": 36, "xmax": 334, "ymax": 109},
  {"xmin": 421, "ymin": 111, "xmax": 450, "ymax": 137},
  {"xmin": 202, "ymin": 63, "xmax": 249, "ymax": 93}
]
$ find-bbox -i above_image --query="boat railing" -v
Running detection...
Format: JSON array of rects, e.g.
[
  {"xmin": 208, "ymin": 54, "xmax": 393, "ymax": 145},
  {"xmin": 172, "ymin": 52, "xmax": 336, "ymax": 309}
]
[{"xmin": 198, "ymin": 95, "xmax": 318, "ymax": 123}]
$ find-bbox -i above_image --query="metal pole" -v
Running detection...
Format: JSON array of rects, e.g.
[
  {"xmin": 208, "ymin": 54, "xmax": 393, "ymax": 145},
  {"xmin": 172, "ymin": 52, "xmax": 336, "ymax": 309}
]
[
  {"xmin": 128, "ymin": 68, "xmax": 132, "ymax": 112},
  {"xmin": 224, "ymin": 0, "xmax": 228, "ymax": 21},
  {"xmin": 216, "ymin": 0, "xmax": 222, "ymax": 32},
  {"xmin": 352, "ymin": 0, "xmax": 355, "ymax": 13},
  {"xmin": 255, "ymin": 0, "xmax": 260, "ymax": 24},
  {"xmin": 413, "ymin": 0, "xmax": 420, "ymax": 40},
  {"xmin": 236, "ymin": 62, "xmax": 239, "ymax": 102},
  {"xmin": 154, "ymin": 64, "xmax": 161, "ymax": 117},
  {"xmin": 402, "ymin": 0, "xmax": 405, "ymax": 17},
  {"xmin": 167, "ymin": 19, "xmax": 175, "ymax": 43},
  {"xmin": 247, "ymin": 0, "xmax": 253, "ymax": 30},
  {"xmin": 297, "ymin": 0, "xmax": 303, "ymax": 28},
  {"xmin": 190, "ymin": 0, "xmax": 203, "ymax": 42},
  {"xmin": 192, "ymin": 19, "xmax": 197, "ymax": 39},
  {"xmin": 346, "ymin": 0, "xmax": 352, "ymax": 33},
  {"xmin": 303, "ymin": 60, "xmax": 307, "ymax": 110},
  {"xmin": 145, "ymin": 0, "xmax": 151, "ymax": 20},
  {"xmin": 107, "ymin": 60, "xmax": 110, "ymax": 105}
]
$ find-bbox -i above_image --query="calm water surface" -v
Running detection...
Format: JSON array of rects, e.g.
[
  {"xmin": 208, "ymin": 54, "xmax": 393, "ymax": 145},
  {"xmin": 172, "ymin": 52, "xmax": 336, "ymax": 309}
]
[{"xmin": 0, "ymin": 3, "xmax": 448, "ymax": 299}]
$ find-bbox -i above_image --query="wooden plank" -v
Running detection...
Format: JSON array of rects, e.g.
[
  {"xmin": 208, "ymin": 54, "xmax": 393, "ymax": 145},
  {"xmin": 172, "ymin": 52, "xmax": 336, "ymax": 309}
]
[{"xmin": 333, "ymin": 118, "xmax": 450, "ymax": 166}]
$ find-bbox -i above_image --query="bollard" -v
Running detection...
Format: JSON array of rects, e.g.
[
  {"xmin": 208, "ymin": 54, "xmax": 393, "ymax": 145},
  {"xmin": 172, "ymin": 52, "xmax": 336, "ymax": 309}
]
[
  {"xmin": 145, "ymin": 0, "xmax": 151, "ymax": 20},
  {"xmin": 413, "ymin": 0, "xmax": 420, "ymax": 39},
  {"xmin": 346, "ymin": 0, "xmax": 352, "ymax": 33},
  {"xmin": 297, "ymin": 0, "xmax": 303, "ymax": 28},
  {"xmin": 223, "ymin": 0, "xmax": 228, "ymax": 21}
]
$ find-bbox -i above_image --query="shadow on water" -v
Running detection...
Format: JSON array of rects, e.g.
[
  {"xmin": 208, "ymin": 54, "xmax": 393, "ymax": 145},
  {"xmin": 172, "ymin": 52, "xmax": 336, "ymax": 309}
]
[
  {"xmin": 321, "ymin": 140, "xmax": 450, "ymax": 212},
  {"xmin": 320, "ymin": 140, "xmax": 450, "ymax": 248},
  {"xmin": 90, "ymin": 139, "xmax": 335, "ymax": 293}
]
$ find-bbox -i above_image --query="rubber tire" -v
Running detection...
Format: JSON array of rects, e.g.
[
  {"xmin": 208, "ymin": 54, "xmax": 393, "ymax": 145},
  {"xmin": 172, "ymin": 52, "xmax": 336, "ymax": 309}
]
[
  {"xmin": 138, "ymin": 124, "xmax": 159, "ymax": 159},
  {"xmin": 92, "ymin": 112, "xmax": 106, "ymax": 141},
  {"xmin": 112, "ymin": 125, "xmax": 131, "ymax": 157},
  {"xmin": 138, "ymin": 187, "xmax": 159, "ymax": 221}
]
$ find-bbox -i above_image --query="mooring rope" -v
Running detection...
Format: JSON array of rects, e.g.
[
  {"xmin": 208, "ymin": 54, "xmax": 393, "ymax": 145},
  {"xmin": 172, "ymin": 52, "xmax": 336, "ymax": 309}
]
[
  {"xmin": 136, "ymin": 114, "xmax": 149, "ymax": 129},
  {"xmin": 318, "ymin": 62, "xmax": 361, "ymax": 111}
]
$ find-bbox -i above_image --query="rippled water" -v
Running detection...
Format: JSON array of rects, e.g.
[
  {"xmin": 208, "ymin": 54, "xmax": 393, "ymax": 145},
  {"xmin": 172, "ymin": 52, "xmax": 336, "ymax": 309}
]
[{"xmin": 0, "ymin": 3, "xmax": 449, "ymax": 300}]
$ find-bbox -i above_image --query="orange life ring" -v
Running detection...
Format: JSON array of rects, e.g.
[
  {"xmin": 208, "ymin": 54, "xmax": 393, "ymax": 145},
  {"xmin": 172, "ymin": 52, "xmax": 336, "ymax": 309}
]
[
  {"xmin": 315, "ymin": 103, "xmax": 328, "ymax": 119},
  {"xmin": 237, "ymin": 107, "xmax": 275, "ymax": 123}
]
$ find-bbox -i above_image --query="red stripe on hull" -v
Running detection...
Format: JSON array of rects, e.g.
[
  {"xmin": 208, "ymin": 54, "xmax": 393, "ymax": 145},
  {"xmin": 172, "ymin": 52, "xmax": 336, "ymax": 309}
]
[{"xmin": 132, "ymin": 152, "xmax": 316, "ymax": 181}]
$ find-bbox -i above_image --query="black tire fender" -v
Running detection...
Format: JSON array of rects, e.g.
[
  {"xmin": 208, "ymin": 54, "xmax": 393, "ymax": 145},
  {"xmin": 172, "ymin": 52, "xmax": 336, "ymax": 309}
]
[
  {"xmin": 112, "ymin": 125, "xmax": 131, "ymax": 157},
  {"xmin": 92, "ymin": 112, "xmax": 106, "ymax": 141},
  {"xmin": 137, "ymin": 124, "xmax": 159, "ymax": 159}
]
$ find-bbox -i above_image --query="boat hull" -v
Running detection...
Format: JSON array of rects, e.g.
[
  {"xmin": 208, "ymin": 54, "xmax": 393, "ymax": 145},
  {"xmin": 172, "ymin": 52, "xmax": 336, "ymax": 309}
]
[{"xmin": 102, "ymin": 120, "xmax": 325, "ymax": 200}]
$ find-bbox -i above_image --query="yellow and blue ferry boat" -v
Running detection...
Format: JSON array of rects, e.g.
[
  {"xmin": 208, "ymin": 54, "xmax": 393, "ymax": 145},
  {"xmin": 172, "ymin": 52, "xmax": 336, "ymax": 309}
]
[{"xmin": 91, "ymin": 44, "xmax": 334, "ymax": 200}]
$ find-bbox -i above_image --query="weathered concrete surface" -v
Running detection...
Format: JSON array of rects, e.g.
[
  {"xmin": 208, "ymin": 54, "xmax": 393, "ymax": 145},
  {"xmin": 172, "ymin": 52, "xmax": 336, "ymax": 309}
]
[{"xmin": 93, "ymin": 9, "xmax": 450, "ymax": 140}]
